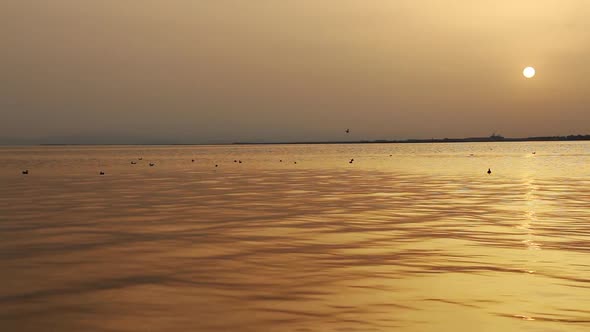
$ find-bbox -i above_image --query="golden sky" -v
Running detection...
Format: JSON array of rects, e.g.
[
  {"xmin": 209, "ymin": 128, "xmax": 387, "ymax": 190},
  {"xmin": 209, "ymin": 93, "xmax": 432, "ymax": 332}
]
[{"xmin": 1, "ymin": 0, "xmax": 589, "ymax": 143}]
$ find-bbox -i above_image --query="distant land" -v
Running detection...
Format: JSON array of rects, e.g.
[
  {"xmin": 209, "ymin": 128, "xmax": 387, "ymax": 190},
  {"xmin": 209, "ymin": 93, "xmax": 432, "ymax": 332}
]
[
  {"xmin": 234, "ymin": 134, "xmax": 590, "ymax": 145},
  {"xmin": 3, "ymin": 134, "xmax": 590, "ymax": 146}
]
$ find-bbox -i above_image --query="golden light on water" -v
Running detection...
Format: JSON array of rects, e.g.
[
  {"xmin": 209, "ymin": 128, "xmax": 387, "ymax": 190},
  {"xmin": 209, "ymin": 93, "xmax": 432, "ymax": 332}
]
[
  {"xmin": 3, "ymin": 144, "xmax": 590, "ymax": 331},
  {"xmin": 523, "ymin": 66, "xmax": 536, "ymax": 78}
]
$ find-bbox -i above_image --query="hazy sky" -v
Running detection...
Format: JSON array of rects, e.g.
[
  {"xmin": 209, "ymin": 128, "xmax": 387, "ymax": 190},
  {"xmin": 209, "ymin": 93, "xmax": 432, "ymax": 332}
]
[{"xmin": 2, "ymin": 0, "xmax": 590, "ymax": 144}]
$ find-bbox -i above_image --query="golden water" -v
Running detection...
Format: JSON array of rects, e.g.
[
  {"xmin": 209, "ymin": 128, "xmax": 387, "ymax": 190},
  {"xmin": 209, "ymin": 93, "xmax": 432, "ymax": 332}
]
[{"xmin": 1, "ymin": 142, "xmax": 590, "ymax": 331}]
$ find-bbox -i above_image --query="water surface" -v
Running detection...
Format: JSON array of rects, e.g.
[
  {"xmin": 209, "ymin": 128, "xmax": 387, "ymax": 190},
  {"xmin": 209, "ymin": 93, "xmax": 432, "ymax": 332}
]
[{"xmin": 1, "ymin": 142, "xmax": 590, "ymax": 331}]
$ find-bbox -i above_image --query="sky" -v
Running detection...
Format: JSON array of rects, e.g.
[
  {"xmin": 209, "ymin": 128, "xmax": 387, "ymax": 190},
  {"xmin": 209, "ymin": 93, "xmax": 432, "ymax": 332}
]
[{"xmin": 1, "ymin": 0, "xmax": 590, "ymax": 144}]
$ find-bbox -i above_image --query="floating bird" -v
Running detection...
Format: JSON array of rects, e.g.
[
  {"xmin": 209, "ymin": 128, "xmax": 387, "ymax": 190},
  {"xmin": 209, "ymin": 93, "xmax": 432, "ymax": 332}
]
[
  {"xmin": 100, "ymin": 171, "xmax": 105, "ymax": 175},
  {"xmin": 239, "ymin": 160, "xmax": 242, "ymax": 164},
  {"xmin": 487, "ymin": 168, "xmax": 492, "ymax": 175},
  {"xmin": 215, "ymin": 164, "xmax": 219, "ymax": 168},
  {"xmin": 532, "ymin": 152, "xmax": 536, "ymax": 155},
  {"xmin": 131, "ymin": 161, "xmax": 137, "ymax": 165},
  {"xmin": 294, "ymin": 161, "xmax": 297, "ymax": 164},
  {"xmin": 349, "ymin": 159, "xmax": 354, "ymax": 164},
  {"xmin": 22, "ymin": 170, "xmax": 29, "ymax": 175},
  {"xmin": 192, "ymin": 159, "xmax": 195, "ymax": 162},
  {"xmin": 389, "ymin": 154, "xmax": 392, "ymax": 157},
  {"xmin": 138, "ymin": 158, "xmax": 143, "ymax": 160},
  {"xmin": 279, "ymin": 160, "xmax": 282, "ymax": 162},
  {"xmin": 149, "ymin": 163, "xmax": 155, "ymax": 167},
  {"xmin": 234, "ymin": 160, "xmax": 237, "ymax": 163},
  {"xmin": 345, "ymin": 129, "xmax": 350, "ymax": 134}
]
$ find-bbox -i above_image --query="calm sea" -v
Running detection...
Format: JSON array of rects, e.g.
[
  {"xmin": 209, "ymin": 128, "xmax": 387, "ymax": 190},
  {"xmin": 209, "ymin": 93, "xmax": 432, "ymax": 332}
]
[{"xmin": 1, "ymin": 142, "xmax": 590, "ymax": 331}]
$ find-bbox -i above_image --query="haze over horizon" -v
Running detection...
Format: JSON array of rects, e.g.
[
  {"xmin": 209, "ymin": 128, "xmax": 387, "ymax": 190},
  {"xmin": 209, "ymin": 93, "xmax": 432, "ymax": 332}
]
[{"xmin": 2, "ymin": 1, "xmax": 590, "ymax": 144}]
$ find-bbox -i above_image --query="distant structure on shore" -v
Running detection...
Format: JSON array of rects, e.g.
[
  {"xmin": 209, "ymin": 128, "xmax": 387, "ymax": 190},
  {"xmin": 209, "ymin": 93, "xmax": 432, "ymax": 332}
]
[{"xmin": 489, "ymin": 132, "xmax": 505, "ymax": 141}]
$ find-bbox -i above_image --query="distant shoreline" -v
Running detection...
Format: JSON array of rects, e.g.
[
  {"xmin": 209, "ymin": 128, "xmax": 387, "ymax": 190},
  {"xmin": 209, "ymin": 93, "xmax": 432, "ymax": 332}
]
[
  {"xmin": 233, "ymin": 135, "xmax": 590, "ymax": 145},
  {"xmin": 2, "ymin": 135, "xmax": 590, "ymax": 146}
]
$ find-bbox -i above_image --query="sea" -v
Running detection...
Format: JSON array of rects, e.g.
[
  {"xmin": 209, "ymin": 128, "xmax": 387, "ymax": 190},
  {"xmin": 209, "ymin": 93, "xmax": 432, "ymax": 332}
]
[{"xmin": 1, "ymin": 142, "xmax": 590, "ymax": 331}]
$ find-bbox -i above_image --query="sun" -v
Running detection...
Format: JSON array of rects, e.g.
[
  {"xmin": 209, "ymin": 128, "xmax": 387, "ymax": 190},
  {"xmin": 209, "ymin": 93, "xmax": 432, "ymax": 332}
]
[{"xmin": 523, "ymin": 66, "xmax": 536, "ymax": 79}]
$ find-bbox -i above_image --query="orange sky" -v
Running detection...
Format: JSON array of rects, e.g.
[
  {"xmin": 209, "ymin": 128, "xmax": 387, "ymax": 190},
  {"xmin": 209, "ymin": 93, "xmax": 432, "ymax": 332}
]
[{"xmin": 1, "ymin": 0, "xmax": 589, "ymax": 143}]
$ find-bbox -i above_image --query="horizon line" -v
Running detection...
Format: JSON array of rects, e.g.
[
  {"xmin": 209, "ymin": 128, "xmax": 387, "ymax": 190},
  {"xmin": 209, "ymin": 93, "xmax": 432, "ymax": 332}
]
[{"xmin": 3, "ymin": 134, "xmax": 590, "ymax": 146}]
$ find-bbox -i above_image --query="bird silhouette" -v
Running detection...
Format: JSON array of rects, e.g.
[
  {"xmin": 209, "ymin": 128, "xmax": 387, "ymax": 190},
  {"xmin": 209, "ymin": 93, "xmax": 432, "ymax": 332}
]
[
  {"xmin": 192, "ymin": 159, "xmax": 195, "ymax": 162},
  {"xmin": 349, "ymin": 159, "xmax": 354, "ymax": 164},
  {"xmin": 239, "ymin": 160, "xmax": 242, "ymax": 164},
  {"xmin": 149, "ymin": 163, "xmax": 155, "ymax": 167},
  {"xmin": 131, "ymin": 161, "xmax": 137, "ymax": 165},
  {"xmin": 215, "ymin": 164, "xmax": 219, "ymax": 167},
  {"xmin": 345, "ymin": 129, "xmax": 350, "ymax": 134},
  {"xmin": 100, "ymin": 171, "xmax": 105, "ymax": 175},
  {"xmin": 22, "ymin": 170, "xmax": 28, "ymax": 175},
  {"xmin": 487, "ymin": 168, "xmax": 492, "ymax": 175}
]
